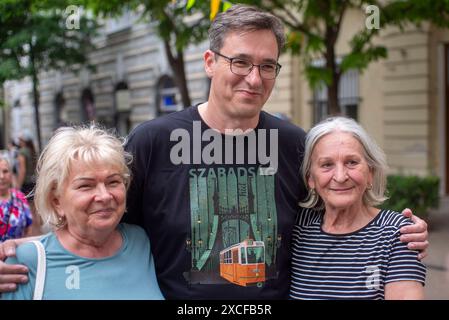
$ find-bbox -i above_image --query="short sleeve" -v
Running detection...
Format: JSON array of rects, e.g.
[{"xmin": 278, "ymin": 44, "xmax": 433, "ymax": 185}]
[
  {"xmin": 385, "ymin": 220, "xmax": 426, "ymax": 285},
  {"xmin": 0, "ymin": 242, "xmax": 38, "ymax": 300}
]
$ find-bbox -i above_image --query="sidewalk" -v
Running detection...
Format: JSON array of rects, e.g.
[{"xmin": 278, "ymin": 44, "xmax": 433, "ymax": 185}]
[{"xmin": 424, "ymin": 210, "xmax": 449, "ymax": 299}]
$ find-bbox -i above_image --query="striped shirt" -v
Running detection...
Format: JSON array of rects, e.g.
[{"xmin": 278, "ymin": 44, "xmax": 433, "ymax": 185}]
[{"xmin": 290, "ymin": 208, "xmax": 426, "ymax": 300}]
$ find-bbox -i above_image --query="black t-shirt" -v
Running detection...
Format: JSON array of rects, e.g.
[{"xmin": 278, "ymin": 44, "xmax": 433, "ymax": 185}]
[{"xmin": 124, "ymin": 105, "xmax": 307, "ymax": 299}]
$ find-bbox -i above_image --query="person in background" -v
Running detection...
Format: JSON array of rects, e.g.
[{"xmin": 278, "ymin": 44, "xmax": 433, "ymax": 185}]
[
  {"xmin": 16, "ymin": 132, "xmax": 42, "ymax": 236},
  {"xmin": 0, "ymin": 154, "xmax": 33, "ymax": 242},
  {"xmin": 6, "ymin": 140, "xmax": 19, "ymax": 188},
  {"xmin": 290, "ymin": 117, "xmax": 426, "ymax": 300},
  {"xmin": 17, "ymin": 131, "xmax": 37, "ymax": 197},
  {"xmin": 1, "ymin": 125, "xmax": 164, "ymax": 299}
]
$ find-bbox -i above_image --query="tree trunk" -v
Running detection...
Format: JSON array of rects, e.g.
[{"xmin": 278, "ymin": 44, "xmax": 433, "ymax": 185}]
[
  {"xmin": 325, "ymin": 27, "xmax": 341, "ymax": 116},
  {"xmin": 30, "ymin": 45, "xmax": 42, "ymax": 151},
  {"xmin": 327, "ymin": 72, "xmax": 341, "ymax": 116},
  {"xmin": 163, "ymin": 40, "xmax": 192, "ymax": 108}
]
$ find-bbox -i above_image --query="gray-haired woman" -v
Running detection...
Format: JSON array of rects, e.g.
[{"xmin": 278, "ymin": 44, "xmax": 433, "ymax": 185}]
[{"xmin": 290, "ymin": 117, "xmax": 426, "ymax": 300}]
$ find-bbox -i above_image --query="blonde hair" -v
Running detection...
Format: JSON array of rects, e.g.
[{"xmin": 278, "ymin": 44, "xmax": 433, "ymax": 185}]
[
  {"xmin": 300, "ymin": 117, "xmax": 388, "ymax": 209},
  {"xmin": 34, "ymin": 125, "xmax": 132, "ymax": 229}
]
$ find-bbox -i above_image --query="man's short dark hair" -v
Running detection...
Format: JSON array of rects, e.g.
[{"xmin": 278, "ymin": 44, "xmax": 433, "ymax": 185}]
[{"xmin": 209, "ymin": 4, "xmax": 285, "ymax": 57}]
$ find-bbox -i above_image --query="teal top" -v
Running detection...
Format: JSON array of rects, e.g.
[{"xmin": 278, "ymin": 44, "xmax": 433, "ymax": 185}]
[{"xmin": 1, "ymin": 223, "xmax": 164, "ymax": 300}]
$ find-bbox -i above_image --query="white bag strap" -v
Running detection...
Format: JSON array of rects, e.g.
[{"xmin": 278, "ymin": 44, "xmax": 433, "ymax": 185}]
[{"xmin": 31, "ymin": 240, "xmax": 46, "ymax": 300}]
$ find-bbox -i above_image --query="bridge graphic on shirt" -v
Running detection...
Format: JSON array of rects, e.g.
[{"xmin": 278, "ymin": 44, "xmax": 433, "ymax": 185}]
[{"xmin": 184, "ymin": 166, "xmax": 279, "ymax": 286}]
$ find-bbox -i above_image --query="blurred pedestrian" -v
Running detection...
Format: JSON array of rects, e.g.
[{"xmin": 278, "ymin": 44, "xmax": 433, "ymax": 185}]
[
  {"xmin": 0, "ymin": 154, "xmax": 33, "ymax": 242},
  {"xmin": 290, "ymin": 117, "xmax": 426, "ymax": 299},
  {"xmin": 17, "ymin": 131, "xmax": 37, "ymax": 197}
]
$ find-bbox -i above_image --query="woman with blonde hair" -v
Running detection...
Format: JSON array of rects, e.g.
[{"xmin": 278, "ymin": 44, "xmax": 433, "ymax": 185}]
[
  {"xmin": 0, "ymin": 154, "xmax": 33, "ymax": 242},
  {"xmin": 1, "ymin": 125, "xmax": 163, "ymax": 299}
]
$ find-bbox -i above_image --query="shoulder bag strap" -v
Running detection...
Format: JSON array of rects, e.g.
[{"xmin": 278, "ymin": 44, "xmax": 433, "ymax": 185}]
[{"xmin": 31, "ymin": 240, "xmax": 46, "ymax": 300}]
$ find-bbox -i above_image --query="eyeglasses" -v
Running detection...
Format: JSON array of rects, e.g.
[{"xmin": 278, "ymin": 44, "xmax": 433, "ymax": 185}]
[{"xmin": 212, "ymin": 50, "xmax": 282, "ymax": 80}]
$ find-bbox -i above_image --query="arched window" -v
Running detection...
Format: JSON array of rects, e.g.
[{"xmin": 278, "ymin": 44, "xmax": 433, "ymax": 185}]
[
  {"xmin": 80, "ymin": 88, "xmax": 96, "ymax": 123},
  {"xmin": 114, "ymin": 82, "xmax": 131, "ymax": 136},
  {"xmin": 156, "ymin": 75, "xmax": 182, "ymax": 116}
]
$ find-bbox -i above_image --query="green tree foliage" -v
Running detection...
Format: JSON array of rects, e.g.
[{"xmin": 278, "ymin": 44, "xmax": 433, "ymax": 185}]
[{"xmin": 0, "ymin": 0, "xmax": 98, "ymax": 150}]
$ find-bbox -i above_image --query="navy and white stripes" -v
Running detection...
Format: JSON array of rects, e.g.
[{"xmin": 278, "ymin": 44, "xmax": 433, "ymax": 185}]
[{"xmin": 290, "ymin": 208, "xmax": 426, "ymax": 300}]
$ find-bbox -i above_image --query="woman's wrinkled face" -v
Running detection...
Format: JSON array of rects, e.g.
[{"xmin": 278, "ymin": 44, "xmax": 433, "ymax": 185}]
[
  {"xmin": 52, "ymin": 159, "xmax": 126, "ymax": 235},
  {"xmin": 308, "ymin": 132, "xmax": 373, "ymax": 210},
  {"xmin": 0, "ymin": 160, "xmax": 12, "ymax": 196}
]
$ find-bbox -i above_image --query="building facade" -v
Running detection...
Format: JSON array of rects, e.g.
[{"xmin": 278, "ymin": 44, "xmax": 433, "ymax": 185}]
[
  {"xmin": 290, "ymin": 9, "xmax": 449, "ymax": 200},
  {"xmin": 2, "ymin": 11, "xmax": 294, "ymax": 144}
]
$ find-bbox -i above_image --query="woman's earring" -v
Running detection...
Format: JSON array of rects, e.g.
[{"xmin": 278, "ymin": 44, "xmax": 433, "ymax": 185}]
[
  {"xmin": 56, "ymin": 215, "xmax": 65, "ymax": 227},
  {"xmin": 367, "ymin": 183, "xmax": 373, "ymax": 190}
]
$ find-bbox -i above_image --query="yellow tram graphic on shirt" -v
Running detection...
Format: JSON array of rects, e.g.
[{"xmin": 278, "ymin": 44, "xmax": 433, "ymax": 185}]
[{"xmin": 219, "ymin": 239, "xmax": 266, "ymax": 287}]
